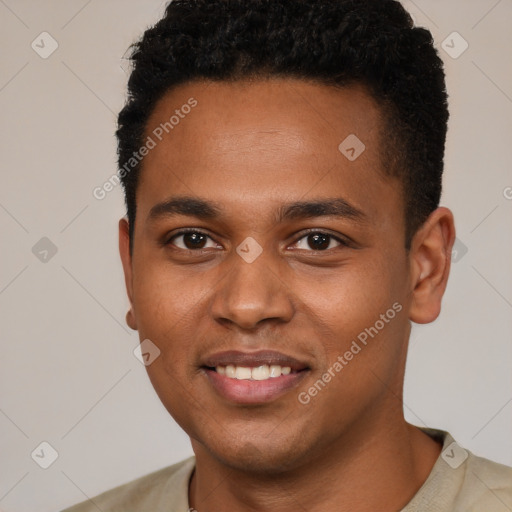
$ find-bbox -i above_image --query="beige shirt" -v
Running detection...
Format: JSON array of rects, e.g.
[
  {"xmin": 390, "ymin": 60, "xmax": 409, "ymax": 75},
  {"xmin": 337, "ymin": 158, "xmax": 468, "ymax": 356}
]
[{"xmin": 62, "ymin": 428, "xmax": 512, "ymax": 512}]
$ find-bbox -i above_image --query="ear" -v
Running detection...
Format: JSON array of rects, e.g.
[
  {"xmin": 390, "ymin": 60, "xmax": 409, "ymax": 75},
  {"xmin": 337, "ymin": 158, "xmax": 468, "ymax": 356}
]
[
  {"xmin": 119, "ymin": 217, "xmax": 137, "ymax": 330},
  {"xmin": 408, "ymin": 207, "xmax": 456, "ymax": 324}
]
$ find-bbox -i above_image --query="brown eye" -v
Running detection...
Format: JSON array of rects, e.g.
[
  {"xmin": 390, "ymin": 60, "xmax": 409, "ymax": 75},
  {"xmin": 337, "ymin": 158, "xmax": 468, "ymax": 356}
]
[
  {"xmin": 307, "ymin": 233, "xmax": 330, "ymax": 250},
  {"xmin": 168, "ymin": 230, "xmax": 218, "ymax": 250},
  {"xmin": 293, "ymin": 232, "xmax": 345, "ymax": 251}
]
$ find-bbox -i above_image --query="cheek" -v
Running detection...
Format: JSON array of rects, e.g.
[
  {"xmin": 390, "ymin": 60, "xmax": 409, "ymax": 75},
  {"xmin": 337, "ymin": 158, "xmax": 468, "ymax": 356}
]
[
  {"xmin": 298, "ymin": 256, "xmax": 403, "ymax": 343},
  {"xmin": 131, "ymin": 264, "xmax": 204, "ymax": 425},
  {"xmin": 316, "ymin": 255, "xmax": 408, "ymax": 395},
  {"xmin": 130, "ymin": 256, "xmax": 227, "ymax": 376},
  {"xmin": 132, "ymin": 259, "xmax": 206, "ymax": 333},
  {"xmin": 301, "ymin": 257, "xmax": 409, "ymax": 415}
]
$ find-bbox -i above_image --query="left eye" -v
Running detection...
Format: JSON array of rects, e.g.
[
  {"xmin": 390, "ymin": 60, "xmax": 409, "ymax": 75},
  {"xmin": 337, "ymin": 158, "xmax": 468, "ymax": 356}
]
[{"xmin": 292, "ymin": 232, "xmax": 344, "ymax": 251}]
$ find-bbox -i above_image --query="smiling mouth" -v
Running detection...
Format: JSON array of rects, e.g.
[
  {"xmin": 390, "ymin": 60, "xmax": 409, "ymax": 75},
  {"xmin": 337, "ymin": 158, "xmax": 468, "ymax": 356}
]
[
  {"xmin": 206, "ymin": 364, "xmax": 304, "ymax": 381},
  {"xmin": 200, "ymin": 349, "xmax": 311, "ymax": 403}
]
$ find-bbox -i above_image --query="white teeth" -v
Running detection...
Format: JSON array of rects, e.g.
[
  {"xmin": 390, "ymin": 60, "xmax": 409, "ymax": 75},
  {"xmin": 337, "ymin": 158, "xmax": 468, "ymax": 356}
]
[
  {"xmin": 252, "ymin": 365, "xmax": 270, "ymax": 380},
  {"xmin": 214, "ymin": 364, "xmax": 293, "ymax": 380},
  {"xmin": 235, "ymin": 366, "xmax": 252, "ymax": 380},
  {"xmin": 269, "ymin": 365, "xmax": 282, "ymax": 378}
]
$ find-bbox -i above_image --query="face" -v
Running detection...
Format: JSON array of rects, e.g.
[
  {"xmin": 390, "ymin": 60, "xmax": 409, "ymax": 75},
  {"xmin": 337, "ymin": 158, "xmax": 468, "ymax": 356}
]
[{"xmin": 120, "ymin": 79, "xmax": 420, "ymax": 473}]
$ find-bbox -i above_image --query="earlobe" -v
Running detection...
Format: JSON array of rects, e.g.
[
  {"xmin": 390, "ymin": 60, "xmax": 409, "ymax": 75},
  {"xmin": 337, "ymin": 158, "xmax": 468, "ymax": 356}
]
[
  {"xmin": 119, "ymin": 217, "xmax": 138, "ymax": 330},
  {"xmin": 126, "ymin": 308, "xmax": 137, "ymax": 330},
  {"xmin": 408, "ymin": 207, "xmax": 456, "ymax": 324}
]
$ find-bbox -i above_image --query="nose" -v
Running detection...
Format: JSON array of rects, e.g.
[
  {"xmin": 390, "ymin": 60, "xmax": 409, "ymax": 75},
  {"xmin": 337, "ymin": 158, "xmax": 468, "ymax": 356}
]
[{"xmin": 210, "ymin": 248, "xmax": 295, "ymax": 330}]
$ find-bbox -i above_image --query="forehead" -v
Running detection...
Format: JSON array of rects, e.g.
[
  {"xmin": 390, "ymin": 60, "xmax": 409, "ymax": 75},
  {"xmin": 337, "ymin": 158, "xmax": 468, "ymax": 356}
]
[
  {"xmin": 136, "ymin": 79, "xmax": 401, "ymax": 229},
  {"xmin": 143, "ymin": 78, "xmax": 383, "ymax": 165}
]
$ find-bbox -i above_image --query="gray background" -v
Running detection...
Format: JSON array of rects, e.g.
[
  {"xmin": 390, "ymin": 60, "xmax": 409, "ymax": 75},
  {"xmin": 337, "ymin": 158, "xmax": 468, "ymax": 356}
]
[{"xmin": 0, "ymin": 1, "xmax": 511, "ymax": 511}]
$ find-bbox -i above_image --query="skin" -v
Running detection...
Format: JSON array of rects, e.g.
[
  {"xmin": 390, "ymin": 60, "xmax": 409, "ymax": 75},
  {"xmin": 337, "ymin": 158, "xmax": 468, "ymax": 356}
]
[{"xmin": 119, "ymin": 78, "xmax": 456, "ymax": 511}]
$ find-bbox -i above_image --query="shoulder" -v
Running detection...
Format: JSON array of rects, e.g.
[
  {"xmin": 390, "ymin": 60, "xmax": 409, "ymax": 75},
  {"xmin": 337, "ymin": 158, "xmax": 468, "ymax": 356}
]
[
  {"xmin": 60, "ymin": 456, "xmax": 195, "ymax": 512},
  {"xmin": 455, "ymin": 450, "xmax": 512, "ymax": 511},
  {"xmin": 405, "ymin": 428, "xmax": 512, "ymax": 512}
]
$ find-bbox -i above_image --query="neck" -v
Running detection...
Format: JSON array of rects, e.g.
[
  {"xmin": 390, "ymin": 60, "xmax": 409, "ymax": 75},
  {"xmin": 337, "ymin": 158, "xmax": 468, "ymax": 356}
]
[{"xmin": 189, "ymin": 419, "xmax": 442, "ymax": 512}]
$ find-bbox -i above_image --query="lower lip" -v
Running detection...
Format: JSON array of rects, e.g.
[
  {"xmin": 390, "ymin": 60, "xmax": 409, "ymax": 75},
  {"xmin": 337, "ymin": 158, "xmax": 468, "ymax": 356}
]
[{"xmin": 203, "ymin": 368, "xmax": 308, "ymax": 404}]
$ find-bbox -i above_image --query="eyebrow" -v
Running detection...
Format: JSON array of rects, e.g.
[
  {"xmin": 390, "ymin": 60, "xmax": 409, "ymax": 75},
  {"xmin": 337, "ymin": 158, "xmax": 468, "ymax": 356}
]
[{"xmin": 147, "ymin": 196, "xmax": 368, "ymax": 224}]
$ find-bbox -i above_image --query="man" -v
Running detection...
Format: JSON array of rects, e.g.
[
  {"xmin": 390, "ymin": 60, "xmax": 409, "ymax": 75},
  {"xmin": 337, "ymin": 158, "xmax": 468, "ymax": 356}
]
[{"xmin": 63, "ymin": 0, "xmax": 512, "ymax": 510}]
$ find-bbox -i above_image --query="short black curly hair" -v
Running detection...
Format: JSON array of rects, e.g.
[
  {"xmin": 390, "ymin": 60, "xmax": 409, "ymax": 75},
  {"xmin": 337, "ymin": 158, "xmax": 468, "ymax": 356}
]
[{"xmin": 117, "ymin": 0, "xmax": 449, "ymax": 252}]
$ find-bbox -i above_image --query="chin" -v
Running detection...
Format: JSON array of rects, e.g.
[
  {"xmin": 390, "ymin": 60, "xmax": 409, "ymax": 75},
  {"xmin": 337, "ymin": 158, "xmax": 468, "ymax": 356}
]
[{"xmin": 196, "ymin": 427, "xmax": 314, "ymax": 475}]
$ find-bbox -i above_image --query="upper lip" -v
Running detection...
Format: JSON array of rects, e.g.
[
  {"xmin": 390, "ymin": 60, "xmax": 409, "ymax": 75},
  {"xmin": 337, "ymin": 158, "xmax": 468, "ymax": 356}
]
[{"xmin": 202, "ymin": 350, "xmax": 309, "ymax": 371}]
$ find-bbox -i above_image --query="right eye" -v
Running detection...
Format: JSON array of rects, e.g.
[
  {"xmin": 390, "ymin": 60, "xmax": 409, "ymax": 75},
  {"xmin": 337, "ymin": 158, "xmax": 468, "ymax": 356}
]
[{"xmin": 167, "ymin": 229, "xmax": 222, "ymax": 251}]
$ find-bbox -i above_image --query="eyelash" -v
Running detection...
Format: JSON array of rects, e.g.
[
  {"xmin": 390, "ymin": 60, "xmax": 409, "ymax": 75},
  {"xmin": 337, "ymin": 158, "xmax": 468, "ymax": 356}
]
[{"xmin": 165, "ymin": 228, "xmax": 350, "ymax": 253}]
